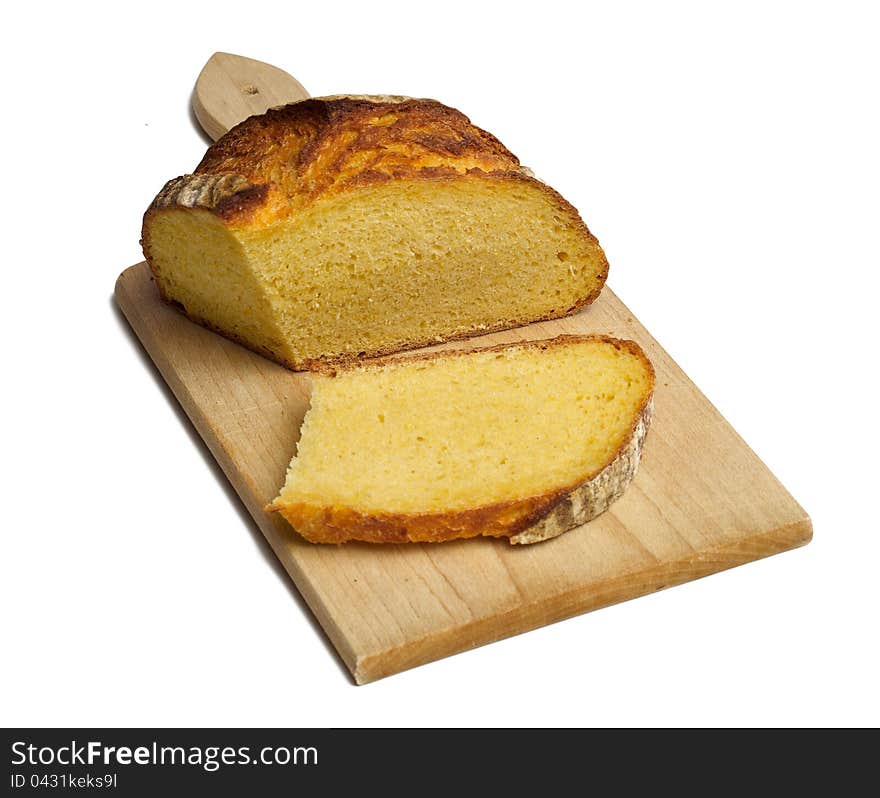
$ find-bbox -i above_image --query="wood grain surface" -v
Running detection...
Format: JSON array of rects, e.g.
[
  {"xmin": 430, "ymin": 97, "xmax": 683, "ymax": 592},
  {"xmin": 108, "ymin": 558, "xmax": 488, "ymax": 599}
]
[
  {"xmin": 115, "ymin": 261, "xmax": 811, "ymax": 683},
  {"xmin": 192, "ymin": 52, "xmax": 310, "ymax": 141}
]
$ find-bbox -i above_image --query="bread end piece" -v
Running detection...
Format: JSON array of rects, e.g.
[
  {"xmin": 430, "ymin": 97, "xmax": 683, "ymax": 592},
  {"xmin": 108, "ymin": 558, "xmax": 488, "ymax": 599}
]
[{"xmin": 266, "ymin": 335, "xmax": 655, "ymax": 545}]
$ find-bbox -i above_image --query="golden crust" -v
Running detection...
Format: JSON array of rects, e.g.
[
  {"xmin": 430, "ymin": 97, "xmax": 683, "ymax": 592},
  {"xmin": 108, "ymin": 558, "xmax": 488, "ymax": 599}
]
[
  {"xmin": 266, "ymin": 335, "xmax": 656, "ymax": 545},
  {"xmin": 186, "ymin": 96, "xmax": 523, "ymax": 224}
]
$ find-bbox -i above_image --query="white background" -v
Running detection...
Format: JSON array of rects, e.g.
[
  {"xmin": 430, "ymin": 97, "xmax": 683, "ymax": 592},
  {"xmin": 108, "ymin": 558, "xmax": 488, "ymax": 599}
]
[{"xmin": 2, "ymin": 0, "xmax": 878, "ymax": 727}]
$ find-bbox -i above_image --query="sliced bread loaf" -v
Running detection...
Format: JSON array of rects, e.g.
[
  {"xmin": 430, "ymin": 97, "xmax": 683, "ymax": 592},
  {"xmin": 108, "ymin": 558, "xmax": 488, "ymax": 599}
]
[
  {"xmin": 267, "ymin": 335, "xmax": 655, "ymax": 544},
  {"xmin": 142, "ymin": 97, "xmax": 609, "ymax": 370}
]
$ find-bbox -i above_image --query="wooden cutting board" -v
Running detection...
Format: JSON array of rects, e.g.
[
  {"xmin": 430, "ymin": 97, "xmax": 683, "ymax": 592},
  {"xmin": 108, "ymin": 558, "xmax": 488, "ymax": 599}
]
[{"xmin": 115, "ymin": 54, "xmax": 811, "ymax": 684}]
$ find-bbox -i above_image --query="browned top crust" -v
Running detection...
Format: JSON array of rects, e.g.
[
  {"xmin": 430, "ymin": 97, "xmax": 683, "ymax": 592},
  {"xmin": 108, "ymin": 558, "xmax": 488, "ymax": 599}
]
[{"xmin": 150, "ymin": 97, "xmax": 529, "ymax": 226}]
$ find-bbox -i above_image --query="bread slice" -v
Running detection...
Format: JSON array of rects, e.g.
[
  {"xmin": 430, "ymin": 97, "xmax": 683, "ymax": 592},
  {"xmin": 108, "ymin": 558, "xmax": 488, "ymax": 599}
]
[
  {"xmin": 267, "ymin": 335, "xmax": 655, "ymax": 544},
  {"xmin": 142, "ymin": 97, "xmax": 609, "ymax": 370}
]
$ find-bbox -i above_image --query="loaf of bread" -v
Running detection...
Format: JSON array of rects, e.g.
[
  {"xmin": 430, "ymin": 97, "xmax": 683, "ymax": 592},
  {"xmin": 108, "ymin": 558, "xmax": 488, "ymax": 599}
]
[
  {"xmin": 142, "ymin": 97, "xmax": 610, "ymax": 370},
  {"xmin": 267, "ymin": 335, "xmax": 655, "ymax": 544}
]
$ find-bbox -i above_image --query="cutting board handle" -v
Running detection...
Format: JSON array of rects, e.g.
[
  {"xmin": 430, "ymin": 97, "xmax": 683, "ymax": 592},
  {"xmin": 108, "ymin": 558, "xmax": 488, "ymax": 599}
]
[{"xmin": 193, "ymin": 52, "xmax": 310, "ymax": 141}]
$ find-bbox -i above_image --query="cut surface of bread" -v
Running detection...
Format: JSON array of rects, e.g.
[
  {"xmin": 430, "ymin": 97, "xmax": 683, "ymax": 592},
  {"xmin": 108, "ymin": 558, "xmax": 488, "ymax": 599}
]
[
  {"xmin": 142, "ymin": 98, "xmax": 609, "ymax": 370},
  {"xmin": 267, "ymin": 335, "xmax": 655, "ymax": 544}
]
